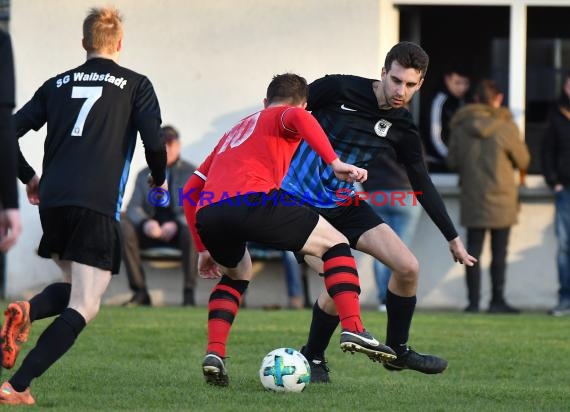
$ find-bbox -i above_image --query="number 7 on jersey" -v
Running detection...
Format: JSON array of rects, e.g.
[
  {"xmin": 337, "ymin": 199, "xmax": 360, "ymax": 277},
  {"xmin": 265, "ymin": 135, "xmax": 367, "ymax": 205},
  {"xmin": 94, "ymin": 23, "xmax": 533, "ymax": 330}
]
[{"xmin": 71, "ymin": 86, "xmax": 103, "ymax": 136}]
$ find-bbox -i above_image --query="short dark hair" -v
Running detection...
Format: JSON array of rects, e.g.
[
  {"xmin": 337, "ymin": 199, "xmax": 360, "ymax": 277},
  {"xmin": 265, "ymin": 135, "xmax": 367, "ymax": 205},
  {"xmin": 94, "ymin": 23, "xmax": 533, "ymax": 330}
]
[
  {"xmin": 474, "ymin": 79, "xmax": 501, "ymax": 105},
  {"xmin": 384, "ymin": 41, "xmax": 429, "ymax": 79},
  {"xmin": 443, "ymin": 62, "xmax": 471, "ymax": 78},
  {"xmin": 159, "ymin": 125, "xmax": 179, "ymax": 142},
  {"xmin": 266, "ymin": 73, "xmax": 308, "ymax": 105}
]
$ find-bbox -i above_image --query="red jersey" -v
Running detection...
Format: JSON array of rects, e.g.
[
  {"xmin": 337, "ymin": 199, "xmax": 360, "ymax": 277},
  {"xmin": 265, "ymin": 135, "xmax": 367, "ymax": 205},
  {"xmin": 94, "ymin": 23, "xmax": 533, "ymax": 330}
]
[
  {"xmin": 194, "ymin": 105, "xmax": 337, "ymax": 208},
  {"xmin": 183, "ymin": 105, "xmax": 338, "ymax": 251}
]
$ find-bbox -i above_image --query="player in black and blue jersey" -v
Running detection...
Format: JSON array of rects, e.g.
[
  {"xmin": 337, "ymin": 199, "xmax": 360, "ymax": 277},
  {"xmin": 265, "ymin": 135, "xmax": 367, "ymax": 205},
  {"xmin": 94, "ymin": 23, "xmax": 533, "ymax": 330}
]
[
  {"xmin": 282, "ymin": 41, "xmax": 477, "ymax": 382},
  {"xmin": 0, "ymin": 7, "xmax": 166, "ymax": 405}
]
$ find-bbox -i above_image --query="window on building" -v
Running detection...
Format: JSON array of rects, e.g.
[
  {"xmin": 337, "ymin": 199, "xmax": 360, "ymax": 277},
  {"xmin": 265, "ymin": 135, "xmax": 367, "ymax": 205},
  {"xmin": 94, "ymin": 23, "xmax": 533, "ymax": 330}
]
[{"xmin": 0, "ymin": 0, "xmax": 9, "ymax": 31}]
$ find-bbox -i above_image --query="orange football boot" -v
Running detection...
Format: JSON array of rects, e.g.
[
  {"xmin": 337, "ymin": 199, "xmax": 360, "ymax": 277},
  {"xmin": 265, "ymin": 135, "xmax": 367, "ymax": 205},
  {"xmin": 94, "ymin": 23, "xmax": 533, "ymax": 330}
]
[
  {"xmin": 0, "ymin": 381, "xmax": 35, "ymax": 405},
  {"xmin": 1, "ymin": 301, "xmax": 31, "ymax": 369}
]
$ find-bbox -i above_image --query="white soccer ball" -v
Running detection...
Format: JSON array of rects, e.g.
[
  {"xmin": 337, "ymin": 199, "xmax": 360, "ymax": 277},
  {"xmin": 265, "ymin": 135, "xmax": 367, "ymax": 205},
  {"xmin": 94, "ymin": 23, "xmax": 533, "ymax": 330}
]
[{"xmin": 259, "ymin": 347, "xmax": 311, "ymax": 393}]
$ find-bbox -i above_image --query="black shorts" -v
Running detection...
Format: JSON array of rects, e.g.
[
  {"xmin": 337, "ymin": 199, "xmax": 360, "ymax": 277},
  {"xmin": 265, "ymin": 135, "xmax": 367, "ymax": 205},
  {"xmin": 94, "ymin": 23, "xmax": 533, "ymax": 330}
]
[
  {"xmin": 196, "ymin": 190, "xmax": 319, "ymax": 268},
  {"xmin": 294, "ymin": 200, "xmax": 384, "ymax": 263},
  {"xmin": 38, "ymin": 206, "xmax": 122, "ymax": 274},
  {"xmin": 314, "ymin": 200, "xmax": 384, "ymax": 246}
]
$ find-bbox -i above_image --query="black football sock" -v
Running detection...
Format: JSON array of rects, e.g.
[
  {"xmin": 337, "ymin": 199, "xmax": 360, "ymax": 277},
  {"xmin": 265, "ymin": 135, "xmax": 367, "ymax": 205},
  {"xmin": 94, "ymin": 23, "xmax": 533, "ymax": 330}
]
[
  {"xmin": 29, "ymin": 282, "xmax": 71, "ymax": 321},
  {"xmin": 10, "ymin": 308, "xmax": 86, "ymax": 391},
  {"xmin": 385, "ymin": 289, "xmax": 416, "ymax": 356},
  {"xmin": 303, "ymin": 300, "xmax": 339, "ymax": 359}
]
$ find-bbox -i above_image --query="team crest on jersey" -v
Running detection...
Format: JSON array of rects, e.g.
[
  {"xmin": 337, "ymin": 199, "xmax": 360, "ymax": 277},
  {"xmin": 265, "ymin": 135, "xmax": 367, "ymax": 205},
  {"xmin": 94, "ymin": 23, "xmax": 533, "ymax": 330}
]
[{"xmin": 374, "ymin": 119, "xmax": 392, "ymax": 137}]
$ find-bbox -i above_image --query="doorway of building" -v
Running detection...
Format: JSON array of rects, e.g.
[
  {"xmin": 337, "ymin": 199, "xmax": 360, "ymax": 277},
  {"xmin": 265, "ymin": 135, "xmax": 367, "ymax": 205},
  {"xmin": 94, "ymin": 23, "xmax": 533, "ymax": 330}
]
[{"xmin": 399, "ymin": 4, "xmax": 570, "ymax": 175}]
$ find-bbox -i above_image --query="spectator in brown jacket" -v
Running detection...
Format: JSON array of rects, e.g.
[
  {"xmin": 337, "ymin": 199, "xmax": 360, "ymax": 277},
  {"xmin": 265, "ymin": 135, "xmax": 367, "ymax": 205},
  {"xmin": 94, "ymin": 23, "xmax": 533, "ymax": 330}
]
[{"xmin": 447, "ymin": 79, "xmax": 530, "ymax": 313}]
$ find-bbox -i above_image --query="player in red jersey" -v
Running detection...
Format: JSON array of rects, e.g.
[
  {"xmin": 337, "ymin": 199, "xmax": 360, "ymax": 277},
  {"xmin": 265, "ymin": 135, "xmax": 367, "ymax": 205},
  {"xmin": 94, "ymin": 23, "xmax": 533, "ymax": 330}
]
[{"xmin": 182, "ymin": 73, "xmax": 397, "ymax": 387}]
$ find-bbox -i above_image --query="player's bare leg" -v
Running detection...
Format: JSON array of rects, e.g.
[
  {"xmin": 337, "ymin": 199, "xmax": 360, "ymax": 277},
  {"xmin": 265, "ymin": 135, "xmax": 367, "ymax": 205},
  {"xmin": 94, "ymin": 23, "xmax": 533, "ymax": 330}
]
[
  {"xmin": 67, "ymin": 262, "xmax": 111, "ymax": 323},
  {"xmin": 303, "ymin": 223, "xmax": 447, "ymax": 377},
  {"xmin": 1, "ymin": 262, "xmax": 110, "ymax": 405},
  {"xmin": 1, "ymin": 255, "xmax": 72, "ymax": 370}
]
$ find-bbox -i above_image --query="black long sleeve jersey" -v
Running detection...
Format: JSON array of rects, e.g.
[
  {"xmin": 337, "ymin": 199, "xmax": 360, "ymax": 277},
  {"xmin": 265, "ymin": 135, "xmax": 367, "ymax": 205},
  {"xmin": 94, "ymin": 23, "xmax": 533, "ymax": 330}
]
[
  {"xmin": 15, "ymin": 57, "xmax": 166, "ymax": 220},
  {"xmin": 282, "ymin": 74, "xmax": 457, "ymax": 241}
]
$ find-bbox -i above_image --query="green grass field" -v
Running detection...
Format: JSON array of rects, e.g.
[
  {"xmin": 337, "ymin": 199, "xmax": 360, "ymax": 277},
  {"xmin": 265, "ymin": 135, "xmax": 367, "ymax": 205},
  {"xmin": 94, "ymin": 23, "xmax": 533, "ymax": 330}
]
[{"xmin": 3, "ymin": 307, "xmax": 568, "ymax": 411}]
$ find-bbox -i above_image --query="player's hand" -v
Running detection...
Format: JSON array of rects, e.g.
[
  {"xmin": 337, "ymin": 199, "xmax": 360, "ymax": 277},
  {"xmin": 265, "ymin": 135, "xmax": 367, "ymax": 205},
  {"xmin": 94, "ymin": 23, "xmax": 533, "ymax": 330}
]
[
  {"xmin": 26, "ymin": 174, "xmax": 40, "ymax": 205},
  {"xmin": 143, "ymin": 219, "xmax": 162, "ymax": 239},
  {"xmin": 330, "ymin": 159, "xmax": 368, "ymax": 183},
  {"xmin": 198, "ymin": 251, "xmax": 222, "ymax": 279},
  {"xmin": 0, "ymin": 209, "xmax": 22, "ymax": 252},
  {"xmin": 147, "ymin": 173, "xmax": 169, "ymax": 192},
  {"xmin": 159, "ymin": 221, "xmax": 178, "ymax": 242},
  {"xmin": 448, "ymin": 237, "xmax": 477, "ymax": 266}
]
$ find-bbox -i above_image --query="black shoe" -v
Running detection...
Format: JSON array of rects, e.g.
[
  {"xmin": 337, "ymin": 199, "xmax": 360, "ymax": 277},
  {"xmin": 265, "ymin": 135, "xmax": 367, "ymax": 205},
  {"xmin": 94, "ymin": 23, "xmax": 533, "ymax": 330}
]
[
  {"xmin": 183, "ymin": 288, "xmax": 195, "ymax": 307},
  {"xmin": 122, "ymin": 292, "xmax": 151, "ymax": 307},
  {"xmin": 340, "ymin": 329, "xmax": 397, "ymax": 363},
  {"xmin": 300, "ymin": 346, "xmax": 330, "ymax": 383},
  {"xmin": 487, "ymin": 302, "xmax": 520, "ymax": 314},
  {"xmin": 464, "ymin": 303, "xmax": 479, "ymax": 313},
  {"xmin": 384, "ymin": 347, "xmax": 448, "ymax": 374},
  {"xmin": 202, "ymin": 353, "xmax": 229, "ymax": 387}
]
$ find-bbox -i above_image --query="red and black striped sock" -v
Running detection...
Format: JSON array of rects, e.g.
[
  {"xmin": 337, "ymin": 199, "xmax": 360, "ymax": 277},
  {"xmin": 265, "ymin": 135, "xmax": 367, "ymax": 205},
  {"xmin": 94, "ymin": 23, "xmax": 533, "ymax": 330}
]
[
  {"xmin": 322, "ymin": 243, "xmax": 363, "ymax": 333},
  {"xmin": 207, "ymin": 275, "xmax": 249, "ymax": 358}
]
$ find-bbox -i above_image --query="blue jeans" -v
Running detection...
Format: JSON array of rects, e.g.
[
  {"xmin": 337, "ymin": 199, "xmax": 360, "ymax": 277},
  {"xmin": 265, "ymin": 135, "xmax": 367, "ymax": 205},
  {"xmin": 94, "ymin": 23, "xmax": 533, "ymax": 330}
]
[
  {"xmin": 555, "ymin": 188, "xmax": 570, "ymax": 303},
  {"xmin": 247, "ymin": 243, "xmax": 303, "ymax": 299},
  {"xmin": 368, "ymin": 190, "xmax": 422, "ymax": 303},
  {"xmin": 282, "ymin": 251, "xmax": 303, "ymax": 298}
]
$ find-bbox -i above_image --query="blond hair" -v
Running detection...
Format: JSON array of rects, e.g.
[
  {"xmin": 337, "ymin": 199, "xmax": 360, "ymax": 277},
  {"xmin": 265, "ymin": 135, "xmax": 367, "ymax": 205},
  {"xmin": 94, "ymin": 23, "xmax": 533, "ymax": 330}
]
[{"xmin": 83, "ymin": 6, "xmax": 123, "ymax": 54}]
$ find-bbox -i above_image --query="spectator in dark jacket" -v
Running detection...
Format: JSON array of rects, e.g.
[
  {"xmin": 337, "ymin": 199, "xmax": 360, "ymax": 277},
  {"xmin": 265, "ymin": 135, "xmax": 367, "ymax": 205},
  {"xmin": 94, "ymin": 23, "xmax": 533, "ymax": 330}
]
[
  {"xmin": 423, "ymin": 65, "xmax": 470, "ymax": 173},
  {"xmin": 447, "ymin": 79, "xmax": 530, "ymax": 313},
  {"xmin": 542, "ymin": 73, "xmax": 570, "ymax": 316},
  {"xmin": 121, "ymin": 125, "xmax": 198, "ymax": 306}
]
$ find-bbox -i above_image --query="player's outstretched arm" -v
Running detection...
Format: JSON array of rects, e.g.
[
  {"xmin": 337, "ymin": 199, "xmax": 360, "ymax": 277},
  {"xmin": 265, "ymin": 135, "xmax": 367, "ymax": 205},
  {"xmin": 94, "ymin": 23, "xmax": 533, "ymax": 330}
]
[
  {"xmin": 25, "ymin": 174, "xmax": 40, "ymax": 205},
  {"xmin": 181, "ymin": 173, "xmax": 207, "ymax": 251},
  {"xmin": 405, "ymin": 161, "xmax": 458, "ymax": 241},
  {"xmin": 133, "ymin": 77, "xmax": 166, "ymax": 186},
  {"xmin": 448, "ymin": 236, "xmax": 477, "ymax": 266},
  {"xmin": 0, "ymin": 209, "xmax": 21, "ymax": 252},
  {"xmin": 181, "ymin": 172, "xmax": 222, "ymax": 279},
  {"xmin": 198, "ymin": 251, "xmax": 222, "ymax": 279},
  {"xmin": 405, "ymin": 161, "xmax": 478, "ymax": 265},
  {"xmin": 282, "ymin": 107, "xmax": 337, "ymax": 162},
  {"xmin": 330, "ymin": 159, "xmax": 367, "ymax": 183},
  {"xmin": 147, "ymin": 173, "xmax": 168, "ymax": 191}
]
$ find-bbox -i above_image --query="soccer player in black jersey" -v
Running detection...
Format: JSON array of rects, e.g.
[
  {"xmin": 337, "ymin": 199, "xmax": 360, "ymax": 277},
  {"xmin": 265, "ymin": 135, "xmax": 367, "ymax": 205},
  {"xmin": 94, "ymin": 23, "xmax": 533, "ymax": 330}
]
[
  {"xmin": 0, "ymin": 29, "xmax": 21, "ymax": 253},
  {"xmin": 0, "ymin": 7, "xmax": 167, "ymax": 405},
  {"xmin": 281, "ymin": 41, "xmax": 477, "ymax": 381}
]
